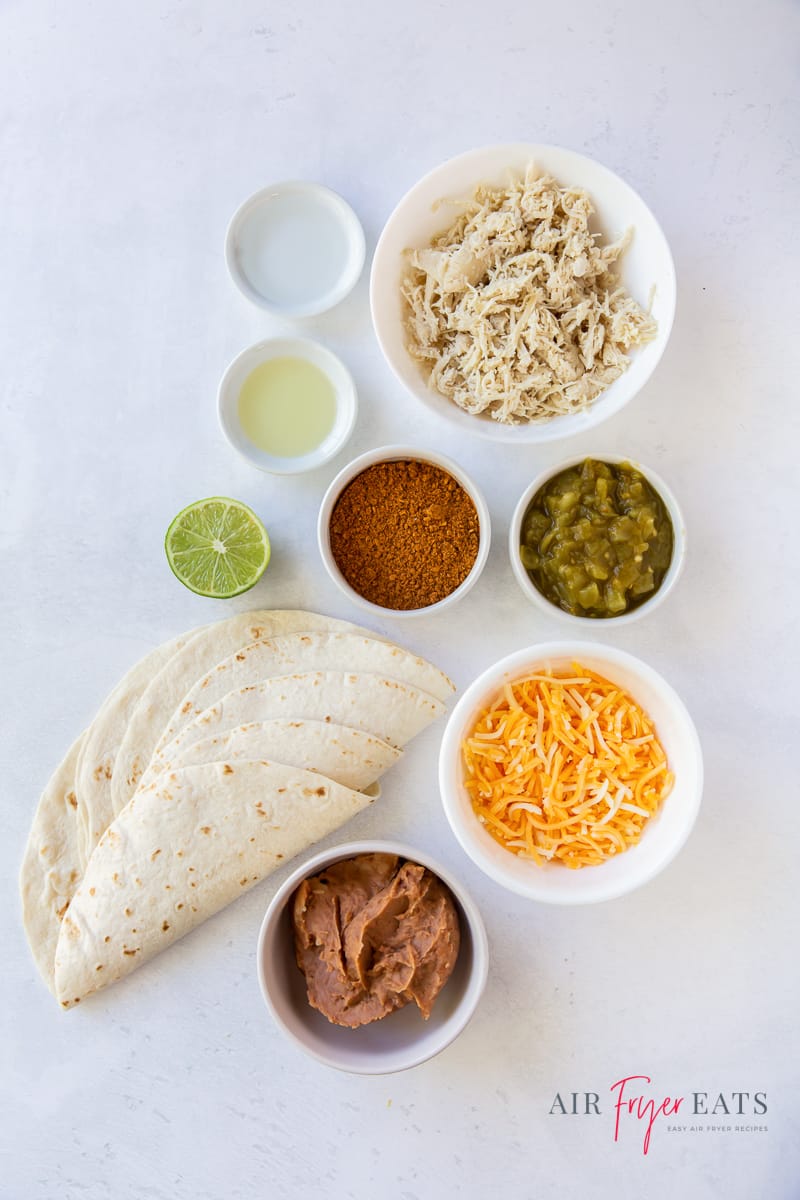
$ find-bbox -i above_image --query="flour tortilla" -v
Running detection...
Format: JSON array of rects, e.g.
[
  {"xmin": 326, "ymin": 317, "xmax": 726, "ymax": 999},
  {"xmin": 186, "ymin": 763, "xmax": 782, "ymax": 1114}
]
[
  {"xmin": 149, "ymin": 632, "xmax": 454, "ymax": 769},
  {"xmin": 111, "ymin": 611, "xmax": 378, "ymax": 813},
  {"xmin": 169, "ymin": 720, "xmax": 401, "ymax": 790},
  {"xmin": 19, "ymin": 733, "xmax": 87, "ymax": 993},
  {"xmin": 156, "ymin": 672, "xmax": 445, "ymax": 772},
  {"xmin": 73, "ymin": 630, "xmax": 201, "ymax": 863},
  {"xmin": 20, "ymin": 633, "xmax": 202, "ymax": 994},
  {"xmin": 53, "ymin": 761, "xmax": 376, "ymax": 1007},
  {"xmin": 19, "ymin": 631, "xmax": 206, "ymax": 992}
]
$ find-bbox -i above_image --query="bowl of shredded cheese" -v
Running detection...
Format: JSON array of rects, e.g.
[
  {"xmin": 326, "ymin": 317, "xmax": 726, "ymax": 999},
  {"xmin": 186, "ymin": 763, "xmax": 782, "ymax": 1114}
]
[
  {"xmin": 371, "ymin": 144, "xmax": 676, "ymax": 443},
  {"xmin": 439, "ymin": 643, "xmax": 702, "ymax": 902}
]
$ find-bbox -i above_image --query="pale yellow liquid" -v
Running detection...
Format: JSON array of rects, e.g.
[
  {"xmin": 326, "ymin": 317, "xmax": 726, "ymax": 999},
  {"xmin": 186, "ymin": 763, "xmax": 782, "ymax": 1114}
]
[{"xmin": 238, "ymin": 356, "xmax": 337, "ymax": 458}]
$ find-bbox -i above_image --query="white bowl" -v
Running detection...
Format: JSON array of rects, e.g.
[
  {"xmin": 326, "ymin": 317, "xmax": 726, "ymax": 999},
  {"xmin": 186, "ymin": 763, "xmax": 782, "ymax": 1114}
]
[
  {"xmin": 439, "ymin": 643, "xmax": 702, "ymax": 904},
  {"xmin": 370, "ymin": 143, "xmax": 676, "ymax": 444},
  {"xmin": 509, "ymin": 454, "xmax": 686, "ymax": 626},
  {"xmin": 317, "ymin": 444, "xmax": 491, "ymax": 618},
  {"xmin": 218, "ymin": 336, "xmax": 357, "ymax": 475},
  {"xmin": 257, "ymin": 840, "xmax": 489, "ymax": 1074},
  {"xmin": 226, "ymin": 181, "xmax": 365, "ymax": 317}
]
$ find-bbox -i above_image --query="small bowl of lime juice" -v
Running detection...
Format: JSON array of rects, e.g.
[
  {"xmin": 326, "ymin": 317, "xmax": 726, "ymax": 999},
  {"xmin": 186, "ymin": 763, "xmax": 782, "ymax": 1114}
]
[{"xmin": 218, "ymin": 337, "xmax": 357, "ymax": 475}]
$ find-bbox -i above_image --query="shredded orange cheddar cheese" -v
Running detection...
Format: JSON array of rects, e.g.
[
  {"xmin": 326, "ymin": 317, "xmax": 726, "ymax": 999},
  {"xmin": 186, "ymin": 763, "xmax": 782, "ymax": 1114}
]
[{"xmin": 462, "ymin": 665, "xmax": 673, "ymax": 869}]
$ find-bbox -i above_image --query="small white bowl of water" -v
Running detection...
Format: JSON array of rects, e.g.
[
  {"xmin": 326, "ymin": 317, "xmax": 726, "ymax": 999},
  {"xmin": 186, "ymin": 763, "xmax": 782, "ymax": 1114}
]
[
  {"xmin": 218, "ymin": 337, "xmax": 358, "ymax": 475},
  {"xmin": 225, "ymin": 182, "xmax": 366, "ymax": 317}
]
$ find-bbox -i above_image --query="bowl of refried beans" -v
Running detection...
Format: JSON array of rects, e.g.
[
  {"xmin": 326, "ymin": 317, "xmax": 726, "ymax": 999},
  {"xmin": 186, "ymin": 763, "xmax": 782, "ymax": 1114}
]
[{"xmin": 257, "ymin": 840, "xmax": 489, "ymax": 1073}]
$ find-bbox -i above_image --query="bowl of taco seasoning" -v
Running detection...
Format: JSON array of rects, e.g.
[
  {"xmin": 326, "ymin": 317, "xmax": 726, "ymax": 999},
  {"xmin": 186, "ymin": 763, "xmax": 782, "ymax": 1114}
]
[{"xmin": 317, "ymin": 445, "xmax": 491, "ymax": 617}]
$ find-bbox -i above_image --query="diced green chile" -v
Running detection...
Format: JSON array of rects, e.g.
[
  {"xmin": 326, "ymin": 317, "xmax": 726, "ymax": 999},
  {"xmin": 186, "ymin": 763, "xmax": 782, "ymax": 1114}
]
[{"xmin": 519, "ymin": 459, "xmax": 673, "ymax": 618}]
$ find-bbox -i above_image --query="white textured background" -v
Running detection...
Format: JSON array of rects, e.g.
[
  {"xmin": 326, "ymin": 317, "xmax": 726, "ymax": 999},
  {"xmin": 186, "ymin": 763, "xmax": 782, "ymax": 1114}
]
[{"xmin": 2, "ymin": 1, "xmax": 798, "ymax": 1197}]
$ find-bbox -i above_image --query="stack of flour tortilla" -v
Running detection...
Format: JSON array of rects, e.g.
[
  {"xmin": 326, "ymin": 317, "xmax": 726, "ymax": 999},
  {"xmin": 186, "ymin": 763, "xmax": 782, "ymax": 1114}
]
[{"xmin": 19, "ymin": 610, "xmax": 454, "ymax": 1009}]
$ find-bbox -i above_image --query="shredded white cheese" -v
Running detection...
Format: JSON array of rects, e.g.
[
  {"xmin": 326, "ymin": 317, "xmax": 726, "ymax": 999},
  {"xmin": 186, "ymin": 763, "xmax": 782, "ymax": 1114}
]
[{"xmin": 402, "ymin": 166, "xmax": 657, "ymax": 425}]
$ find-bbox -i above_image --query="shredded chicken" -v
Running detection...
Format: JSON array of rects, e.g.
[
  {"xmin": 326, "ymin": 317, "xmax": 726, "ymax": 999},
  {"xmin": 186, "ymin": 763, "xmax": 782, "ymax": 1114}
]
[{"xmin": 402, "ymin": 166, "xmax": 657, "ymax": 425}]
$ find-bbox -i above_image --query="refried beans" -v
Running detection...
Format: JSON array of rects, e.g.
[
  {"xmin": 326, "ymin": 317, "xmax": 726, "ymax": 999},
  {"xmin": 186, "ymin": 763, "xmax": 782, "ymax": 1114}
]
[{"xmin": 292, "ymin": 852, "xmax": 461, "ymax": 1028}]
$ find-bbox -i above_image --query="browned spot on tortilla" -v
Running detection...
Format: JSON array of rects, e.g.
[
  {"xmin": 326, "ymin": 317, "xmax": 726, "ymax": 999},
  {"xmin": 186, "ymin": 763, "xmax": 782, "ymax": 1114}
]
[
  {"xmin": 95, "ymin": 964, "xmax": 103, "ymax": 971},
  {"xmin": 202, "ymin": 677, "xmax": 210, "ymax": 687},
  {"xmin": 223, "ymin": 764, "xmax": 234, "ymax": 775},
  {"xmin": 165, "ymin": 884, "xmax": 171, "ymax": 890},
  {"xmin": 235, "ymin": 652, "xmax": 246, "ymax": 662},
  {"xmin": 277, "ymin": 787, "xmax": 286, "ymax": 794},
  {"xmin": 89, "ymin": 887, "xmax": 95, "ymax": 896},
  {"xmin": 67, "ymin": 792, "xmax": 78, "ymax": 808},
  {"xmin": 324, "ymin": 715, "xmax": 331, "ymax": 723},
  {"xmin": 56, "ymin": 902, "xmax": 69, "ymax": 920},
  {"xmin": 176, "ymin": 850, "xmax": 184, "ymax": 858},
  {"xmin": 181, "ymin": 701, "xmax": 192, "ymax": 714},
  {"xmin": 73, "ymin": 998, "xmax": 80, "ymax": 1004},
  {"xmin": 124, "ymin": 908, "xmax": 132, "ymax": 917},
  {"xmin": 191, "ymin": 905, "xmax": 197, "ymax": 913},
  {"xmin": 151, "ymin": 849, "xmax": 161, "ymax": 861},
  {"xmin": 239, "ymin": 877, "xmax": 248, "ymax": 886},
  {"xmin": 177, "ymin": 903, "xmax": 184, "ymax": 910},
  {"xmin": 135, "ymin": 878, "xmax": 143, "ymax": 887},
  {"xmin": 123, "ymin": 948, "xmax": 139, "ymax": 956},
  {"xmin": 162, "ymin": 921, "xmax": 170, "ymax": 932},
  {"xmin": 112, "ymin": 873, "xmax": 119, "ymax": 883},
  {"xmin": 276, "ymin": 854, "xmax": 283, "ymax": 860},
  {"xmin": 200, "ymin": 826, "xmax": 211, "ymax": 835},
  {"xmin": 249, "ymin": 836, "xmax": 255, "ymax": 843},
  {"xmin": 190, "ymin": 881, "xmax": 197, "ymax": 888},
  {"xmin": 104, "ymin": 936, "xmax": 111, "ymax": 943},
  {"xmin": 69, "ymin": 868, "xmax": 79, "ymax": 883}
]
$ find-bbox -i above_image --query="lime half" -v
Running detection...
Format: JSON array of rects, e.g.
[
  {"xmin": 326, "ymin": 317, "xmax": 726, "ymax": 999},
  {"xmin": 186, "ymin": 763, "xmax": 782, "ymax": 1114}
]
[{"xmin": 165, "ymin": 497, "xmax": 271, "ymax": 598}]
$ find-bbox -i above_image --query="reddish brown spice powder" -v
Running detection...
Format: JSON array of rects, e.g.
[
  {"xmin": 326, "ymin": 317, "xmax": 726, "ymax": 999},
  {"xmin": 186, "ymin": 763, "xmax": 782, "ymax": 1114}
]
[{"xmin": 328, "ymin": 459, "xmax": 480, "ymax": 610}]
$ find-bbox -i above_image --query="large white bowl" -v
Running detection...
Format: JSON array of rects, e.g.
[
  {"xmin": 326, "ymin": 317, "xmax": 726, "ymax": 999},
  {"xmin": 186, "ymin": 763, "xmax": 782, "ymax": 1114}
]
[
  {"xmin": 439, "ymin": 643, "xmax": 702, "ymax": 904},
  {"xmin": 317, "ymin": 444, "xmax": 491, "ymax": 618},
  {"xmin": 257, "ymin": 840, "xmax": 489, "ymax": 1074},
  {"xmin": 509, "ymin": 454, "xmax": 687, "ymax": 626},
  {"xmin": 371, "ymin": 143, "xmax": 676, "ymax": 444}
]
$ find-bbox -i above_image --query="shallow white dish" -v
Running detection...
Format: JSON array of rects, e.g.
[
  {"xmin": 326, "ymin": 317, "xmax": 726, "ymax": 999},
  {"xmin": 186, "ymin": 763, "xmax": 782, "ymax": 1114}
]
[
  {"xmin": 439, "ymin": 643, "xmax": 702, "ymax": 904},
  {"xmin": 226, "ymin": 181, "xmax": 365, "ymax": 317},
  {"xmin": 218, "ymin": 336, "xmax": 357, "ymax": 475},
  {"xmin": 509, "ymin": 454, "xmax": 686, "ymax": 626},
  {"xmin": 317, "ymin": 444, "xmax": 491, "ymax": 618},
  {"xmin": 370, "ymin": 143, "xmax": 676, "ymax": 444},
  {"xmin": 257, "ymin": 840, "xmax": 489, "ymax": 1075}
]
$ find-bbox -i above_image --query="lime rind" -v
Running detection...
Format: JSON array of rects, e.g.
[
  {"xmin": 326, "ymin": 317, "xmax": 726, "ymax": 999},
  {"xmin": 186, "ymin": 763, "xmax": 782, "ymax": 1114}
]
[{"xmin": 165, "ymin": 497, "xmax": 271, "ymax": 598}]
